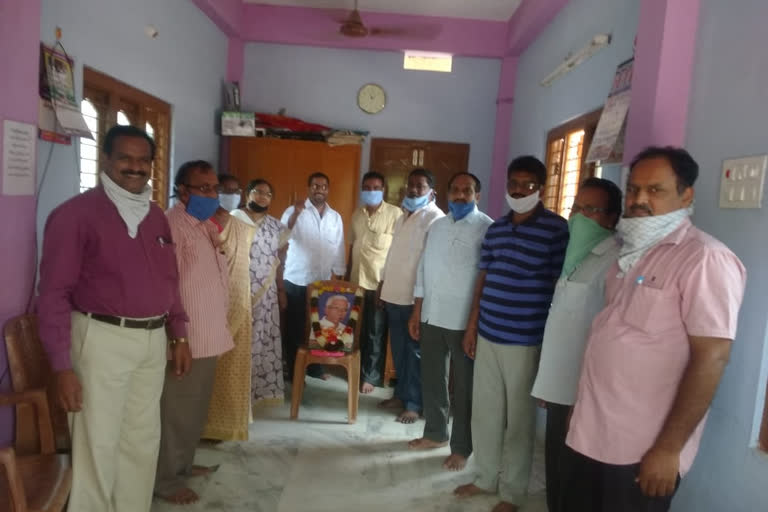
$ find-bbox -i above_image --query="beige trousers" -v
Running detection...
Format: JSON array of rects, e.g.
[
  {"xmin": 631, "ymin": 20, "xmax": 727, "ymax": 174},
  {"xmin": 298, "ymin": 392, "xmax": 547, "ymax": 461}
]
[
  {"xmin": 67, "ymin": 312, "xmax": 167, "ymax": 512},
  {"xmin": 471, "ymin": 335, "xmax": 541, "ymax": 506}
]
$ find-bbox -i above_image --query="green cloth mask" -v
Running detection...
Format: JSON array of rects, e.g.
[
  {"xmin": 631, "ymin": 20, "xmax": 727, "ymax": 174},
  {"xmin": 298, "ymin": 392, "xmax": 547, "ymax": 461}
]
[{"xmin": 561, "ymin": 213, "xmax": 613, "ymax": 277}]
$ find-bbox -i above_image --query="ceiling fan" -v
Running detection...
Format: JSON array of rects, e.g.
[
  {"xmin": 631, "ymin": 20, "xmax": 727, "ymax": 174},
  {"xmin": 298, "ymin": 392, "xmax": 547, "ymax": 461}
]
[{"xmin": 334, "ymin": 0, "xmax": 441, "ymax": 39}]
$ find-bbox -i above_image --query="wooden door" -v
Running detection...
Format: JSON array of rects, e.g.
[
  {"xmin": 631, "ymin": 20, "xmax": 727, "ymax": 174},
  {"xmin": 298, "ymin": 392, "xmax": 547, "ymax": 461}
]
[
  {"xmin": 227, "ymin": 137, "xmax": 360, "ymax": 227},
  {"xmin": 369, "ymin": 138, "xmax": 470, "ymax": 212}
]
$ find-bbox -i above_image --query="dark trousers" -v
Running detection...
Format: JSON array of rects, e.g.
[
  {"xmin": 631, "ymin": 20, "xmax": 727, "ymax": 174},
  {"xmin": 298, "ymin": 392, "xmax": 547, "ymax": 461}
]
[
  {"xmin": 560, "ymin": 447, "xmax": 680, "ymax": 512},
  {"xmin": 360, "ymin": 289, "xmax": 387, "ymax": 386},
  {"xmin": 544, "ymin": 402, "xmax": 571, "ymax": 512},
  {"xmin": 420, "ymin": 323, "xmax": 473, "ymax": 457},
  {"xmin": 284, "ymin": 280, "xmax": 323, "ymax": 378},
  {"xmin": 385, "ymin": 302, "xmax": 422, "ymax": 412}
]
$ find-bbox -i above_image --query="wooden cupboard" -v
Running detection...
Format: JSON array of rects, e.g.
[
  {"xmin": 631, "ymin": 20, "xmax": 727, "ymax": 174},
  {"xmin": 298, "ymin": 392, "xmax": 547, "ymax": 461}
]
[{"xmin": 227, "ymin": 137, "xmax": 361, "ymax": 227}]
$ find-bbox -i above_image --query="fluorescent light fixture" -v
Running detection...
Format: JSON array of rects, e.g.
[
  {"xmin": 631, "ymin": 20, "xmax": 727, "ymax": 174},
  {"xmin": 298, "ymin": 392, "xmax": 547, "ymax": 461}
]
[
  {"xmin": 404, "ymin": 50, "xmax": 453, "ymax": 73},
  {"xmin": 540, "ymin": 33, "xmax": 612, "ymax": 87}
]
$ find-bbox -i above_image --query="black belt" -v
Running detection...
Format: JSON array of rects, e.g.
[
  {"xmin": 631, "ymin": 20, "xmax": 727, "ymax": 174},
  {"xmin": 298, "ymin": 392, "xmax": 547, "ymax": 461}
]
[{"xmin": 83, "ymin": 312, "xmax": 167, "ymax": 330}]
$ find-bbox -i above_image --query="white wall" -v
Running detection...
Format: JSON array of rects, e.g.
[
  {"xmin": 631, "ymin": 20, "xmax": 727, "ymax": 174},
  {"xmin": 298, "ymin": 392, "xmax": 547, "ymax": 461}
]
[
  {"xmin": 240, "ymin": 43, "xmax": 501, "ymax": 209},
  {"xmin": 38, "ymin": 0, "xmax": 228, "ymax": 230}
]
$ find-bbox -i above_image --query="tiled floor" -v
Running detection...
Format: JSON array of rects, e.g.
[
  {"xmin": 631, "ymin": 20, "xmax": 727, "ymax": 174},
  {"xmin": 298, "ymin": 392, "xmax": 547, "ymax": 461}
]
[{"xmin": 151, "ymin": 374, "xmax": 547, "ymax": 512}]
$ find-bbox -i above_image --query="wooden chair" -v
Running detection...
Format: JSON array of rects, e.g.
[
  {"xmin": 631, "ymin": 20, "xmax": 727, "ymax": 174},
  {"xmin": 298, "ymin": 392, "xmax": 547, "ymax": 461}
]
[
  {"xmin": 0, "ymin": 389, "xmax": 72, "ymax": 511},
  {"xmin": 382, "ymin": 334, "xmax": 397, "ymax": 387},
  {"xmin": 3, "ymin": 315, "xmax": 70, "ymax": 454},
  {"xmin": 290, "ymin": 280, "xmax": 365, "ymax": 424}
]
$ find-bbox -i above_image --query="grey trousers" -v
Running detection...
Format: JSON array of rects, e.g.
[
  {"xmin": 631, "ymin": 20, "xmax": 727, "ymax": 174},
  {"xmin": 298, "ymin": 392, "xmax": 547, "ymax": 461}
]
[
  {"xmin": 420, "ymin": 323, "xmax": 473, "ymax": 457},
  {"xmin": 471, "ymin": 336, "xmax": 540, "ymax": 506},
  {"xmin": 154, "ymin": 356, "xmax": 218, "ymax": 497}
]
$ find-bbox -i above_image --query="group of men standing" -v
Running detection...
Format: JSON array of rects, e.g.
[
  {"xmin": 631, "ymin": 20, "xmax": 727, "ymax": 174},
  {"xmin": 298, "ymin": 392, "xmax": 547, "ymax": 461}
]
[{"xmin": 35, "ymin": 121, "xmax": 746, "ymax": 512}]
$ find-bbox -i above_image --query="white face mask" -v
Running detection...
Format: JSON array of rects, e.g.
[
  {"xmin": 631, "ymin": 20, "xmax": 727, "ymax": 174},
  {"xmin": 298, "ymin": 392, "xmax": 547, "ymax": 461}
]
[
  {"xmin": 218, "ymin": 193, "xmax": 241, "ymax": 212},
  {"xmin": 506, "ymin": 191, "xmax": 540, "ymax": 214}
]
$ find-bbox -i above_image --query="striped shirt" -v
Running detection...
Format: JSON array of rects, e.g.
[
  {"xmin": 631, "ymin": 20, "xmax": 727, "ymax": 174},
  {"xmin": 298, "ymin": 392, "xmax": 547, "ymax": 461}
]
[
  {"xmin": 478, "ymin": 203, "xmax": 569, "ymax": 345},
  {"xmin": 166, "ymin": 203, "xmax": 234, "ymax": 358}
]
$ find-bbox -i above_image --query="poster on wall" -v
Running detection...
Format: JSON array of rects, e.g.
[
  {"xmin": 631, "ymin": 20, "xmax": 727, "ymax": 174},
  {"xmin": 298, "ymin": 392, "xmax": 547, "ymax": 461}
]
[
  {"xmin": 586, "ymin": 58, "xmax": 634, "ymax": 163},
  {"xmin": 39, "ymin": 44, "xmax": 92, "ymax": 140},
  {"xmin": 2, "ymin": 120, "xmax": 36, "ymax": 196}
]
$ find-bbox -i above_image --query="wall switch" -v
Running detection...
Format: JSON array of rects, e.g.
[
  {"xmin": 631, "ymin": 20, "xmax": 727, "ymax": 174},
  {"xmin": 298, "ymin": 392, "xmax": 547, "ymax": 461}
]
[{"xmin": 719, "ymin": 154, "xmax": 767, "ymax": 209}]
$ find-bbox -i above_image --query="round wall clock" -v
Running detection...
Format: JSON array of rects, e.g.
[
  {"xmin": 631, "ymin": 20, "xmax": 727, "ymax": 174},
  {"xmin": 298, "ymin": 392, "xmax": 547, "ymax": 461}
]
[{"xmin": 357, "ymin": 83, "xmax": 386, "ymax": 114}]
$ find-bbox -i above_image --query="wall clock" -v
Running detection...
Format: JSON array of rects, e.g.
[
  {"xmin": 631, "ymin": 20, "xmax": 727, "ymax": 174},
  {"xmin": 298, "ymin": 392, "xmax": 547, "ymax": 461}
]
[{"xmin": 357, "ymin": 83, "xmax": 386, "ymax": 114}]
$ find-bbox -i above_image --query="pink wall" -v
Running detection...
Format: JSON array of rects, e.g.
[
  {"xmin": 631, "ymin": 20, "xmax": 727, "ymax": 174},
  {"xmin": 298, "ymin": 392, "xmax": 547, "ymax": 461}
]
[
  {"xmin": 191, "ymin": 0, "xmax": 243, "ymax": 36},
  {"xmin": 623, "ymin": 0, "xmax": 700, "ymax": 163},
  {"xmin": 0, "ymin": 0, "xmax": 42, "ymax": 446}
]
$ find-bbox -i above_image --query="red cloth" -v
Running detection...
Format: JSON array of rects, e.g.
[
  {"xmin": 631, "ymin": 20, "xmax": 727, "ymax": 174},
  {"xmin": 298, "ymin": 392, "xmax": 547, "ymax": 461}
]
[{"xmin": 254, "ymin": 114, "xmax": 330, "ymax": 133}]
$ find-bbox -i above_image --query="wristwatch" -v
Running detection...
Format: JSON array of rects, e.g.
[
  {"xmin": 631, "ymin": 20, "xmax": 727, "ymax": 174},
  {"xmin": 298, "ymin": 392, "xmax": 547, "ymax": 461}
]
[{"xmin": 170, "ymin": 337, "xmax": 188, "ymax": 345}]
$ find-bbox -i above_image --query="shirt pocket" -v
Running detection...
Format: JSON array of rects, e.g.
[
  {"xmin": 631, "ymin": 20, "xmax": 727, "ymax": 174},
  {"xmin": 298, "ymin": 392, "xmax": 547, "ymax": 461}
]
[
  {"xmin": 449, "ymin": 238, "xmax": 477, "ymax": 267},
  {"xmin": 552, "ymin": 280, "xmax": 592, "ymax": 313},
  {"xmin": 371, "ymin": 232, "xmax": 393, "ymax": 250},
  {"xmin": 623, "ymin": 284, "xmax": 682, "ymax": 336}
]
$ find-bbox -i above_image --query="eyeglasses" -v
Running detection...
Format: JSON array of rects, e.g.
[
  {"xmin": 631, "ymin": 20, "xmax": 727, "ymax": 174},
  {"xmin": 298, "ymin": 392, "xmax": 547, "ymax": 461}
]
[
  {"xmin": 572, "ymin": 204, "xmax": 608, "ymax": 215},
  {"xmin": 507, "ymin": 179, "xmax": 540, "ymax": 192},
  {"xmin": 310, "ymin": 183, "xmax": 329, "ymax": 191},
  {"xmin": 184, "ymin": 183, "xmax": 218, "ymax": 194},
  {"xmin": 250, "ymin": 189, "xmax": 273, "ymax": 198}
]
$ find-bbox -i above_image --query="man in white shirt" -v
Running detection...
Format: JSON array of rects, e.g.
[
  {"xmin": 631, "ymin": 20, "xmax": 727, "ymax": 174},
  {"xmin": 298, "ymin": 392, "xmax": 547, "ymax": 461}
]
[
  {"xmin": 281, "ymin": 172, "xmax": 345, "ymax": 379},
  {"xmin": 530, "ymin": 177, "xmax": 622, "ymax": 512},
  {"xmin": 378, "ymin": 168, "xmax": 445, "ymax": 423},
  {"xmin": 407, "ymin": 172, "xmax": 493, "ymax": 471}
]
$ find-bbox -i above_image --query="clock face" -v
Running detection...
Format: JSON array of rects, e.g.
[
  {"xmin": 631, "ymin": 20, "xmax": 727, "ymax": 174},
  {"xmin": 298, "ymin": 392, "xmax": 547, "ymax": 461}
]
[{"xmin": 358, "ymin": 83, "xmax": 386, "ymax": 114}]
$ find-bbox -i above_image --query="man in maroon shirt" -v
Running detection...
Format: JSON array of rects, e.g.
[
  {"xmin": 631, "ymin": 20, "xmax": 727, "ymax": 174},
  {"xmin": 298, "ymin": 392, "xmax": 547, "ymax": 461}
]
[{"xmin": 37, "ymin": 125, "xmax": 191, "ymax": 512}]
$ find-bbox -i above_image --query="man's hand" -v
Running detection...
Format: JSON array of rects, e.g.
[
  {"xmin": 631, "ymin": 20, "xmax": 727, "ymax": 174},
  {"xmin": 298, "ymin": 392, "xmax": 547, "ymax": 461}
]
[
  {"xmin": 56, "ymin": 369, "xmax": 83, "ymax": 412},
  {"xmin": 408, "ymin": 312, "xmax": 421, "ymax": 341},
  {"xmin": 293, "ymin": 199, "xmax": 306, "ymax": 213},
  {"xmin": 278, "ymin": 289, "xmax": 288, "ymax": 312},
  {"xmin": 636, "ymin": 446, "xmax": 679, "ymax": 497},
  {"xmin": 171, "ymin": 342, "xmax": 192, "ymax": 378},
  {"xmin": 376, "ymin": 282, "xmax": 385, "ymax": 310},
  {"xmin": 462, "ymin": 329, "xmax": 477, "ymax": 359}
]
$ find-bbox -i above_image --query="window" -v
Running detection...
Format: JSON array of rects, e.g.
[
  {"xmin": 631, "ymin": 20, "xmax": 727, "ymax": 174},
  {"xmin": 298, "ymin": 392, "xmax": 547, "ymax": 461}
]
[
  {"xmin": 79, "ymin": 67, "xmax": 172, "ymax": 208},
  {"xmin": 543, "ymin": 109, "xmax": 602, "ymax": 217}
]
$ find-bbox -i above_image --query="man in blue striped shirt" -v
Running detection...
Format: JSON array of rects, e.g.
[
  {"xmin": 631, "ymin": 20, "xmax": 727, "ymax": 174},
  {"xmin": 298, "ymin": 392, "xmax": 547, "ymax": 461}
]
[{"xmin": 455, "ymin": 156, "xmax": 569, "ymax": 512}]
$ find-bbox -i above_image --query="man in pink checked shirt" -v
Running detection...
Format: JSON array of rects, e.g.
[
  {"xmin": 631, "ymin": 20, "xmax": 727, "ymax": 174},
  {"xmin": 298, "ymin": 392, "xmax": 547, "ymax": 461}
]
[
  {"xmin": 37, "ymin": 125, "xmax": 192, "ymax": 512},
  {"xmin": 561, "ymin": 147, "xmax": 746, "ymax": 512},
  {"xmin": 154, "ymin": 160, "xmax": 234, "ymax": 505}
]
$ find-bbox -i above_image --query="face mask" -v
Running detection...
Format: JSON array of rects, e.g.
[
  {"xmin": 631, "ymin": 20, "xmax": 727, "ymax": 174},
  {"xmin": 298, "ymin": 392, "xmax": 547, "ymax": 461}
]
[
  {"xmin": 616, "ymin": 208, "xmax": 690, "ymax": 274},
  {"xmin": 505, "ymin": 191, "xmax": 540, "ymax": 214},
  {"xmin": 448, "ymin": 201, "xmax": 475, "ymax": 221},
  {"xmin": 402, "ymin": 193, "xmax": 430, "ymax": 212},
  {"xmin": 247, "ymin": 201, "xmax": 268, "ymax": 213},
  {"xmin": 186, "ymin": 194, "xmax": 219, "ymax": 220},
  {"xmin": 218, "ymin": 193, "xmax": 240, "ymax": 212},
  {"xmin": 561, "ymin": 213, "xmax": 613, "ymax": 277},
  {"xmin": 361, "ymin": 190, "xmax": 384, "ymax": 206}
]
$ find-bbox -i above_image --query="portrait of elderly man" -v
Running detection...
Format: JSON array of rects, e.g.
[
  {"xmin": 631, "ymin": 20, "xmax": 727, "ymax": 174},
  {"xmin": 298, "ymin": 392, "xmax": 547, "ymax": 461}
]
[{"xmin": 310, "ymin": 294, "xmax": 353, "ymax": 351}]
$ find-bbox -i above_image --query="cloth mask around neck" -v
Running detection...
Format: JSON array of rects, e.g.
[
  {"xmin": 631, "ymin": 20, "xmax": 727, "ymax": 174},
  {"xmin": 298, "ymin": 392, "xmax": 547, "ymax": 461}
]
[
  {"xmin": 448, "ymin": 201, "xmax": 475, "ymax": 221},
  {"xmin": 616, "ymin": 207, "xmax": 691, "ymax": 274},
  {"xmin": 561, "ymin": 213, "xmax": 613, "ymax": 277},
  {"xmin": 361, "ymin": 190, "xmax": 384, "ymax": 206},
  {"xmin": 218, "ymin": 193, "xmax": 240, "ymax": 212},
  {"xmin": 506, "ymin": 191, "xmax": 540, "ymax": 214},
  {"xmin": 402, "ymin": 193, "xmax": 430, "ymax": 212},
  {"xmin": 100, "ymin": 171, "xmax": 152, "ymax": 239},
  {"xmin": 186, "ymin": 194, "xmax": 220, "ymax": 221},
  {"xmin": 247, "ymin": 201, "xmax": 268, "ymax": 213}
]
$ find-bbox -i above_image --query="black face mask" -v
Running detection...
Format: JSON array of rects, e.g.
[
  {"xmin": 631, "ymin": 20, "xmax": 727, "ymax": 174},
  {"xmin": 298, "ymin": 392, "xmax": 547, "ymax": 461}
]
[{"xmin": 248, "ymin": 201, "xmax": 268, "ymax": 213}]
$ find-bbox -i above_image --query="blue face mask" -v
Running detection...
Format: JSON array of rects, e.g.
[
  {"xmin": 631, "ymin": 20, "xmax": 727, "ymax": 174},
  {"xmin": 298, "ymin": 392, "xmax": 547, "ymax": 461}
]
[
  {"xmin": 186, "ymin": 194, "xmax": 220, "ymax": 220},
  {"xmin": 402, "ymin": 193, "xmax": 430, "ymax": 212},
  {"xmin": 361, "ymin": 190, "xmax": 384, "ymax": 206},
  {"xmin": 449, "ymin": 201, "xmax": 475, "ymax": 220}
]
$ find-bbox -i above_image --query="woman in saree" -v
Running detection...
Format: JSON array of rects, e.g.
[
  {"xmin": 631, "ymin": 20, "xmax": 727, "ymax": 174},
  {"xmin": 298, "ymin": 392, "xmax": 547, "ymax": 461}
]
[{"xmin": 230, "ymin": 179, "xmax": 290, "ymax": 409}]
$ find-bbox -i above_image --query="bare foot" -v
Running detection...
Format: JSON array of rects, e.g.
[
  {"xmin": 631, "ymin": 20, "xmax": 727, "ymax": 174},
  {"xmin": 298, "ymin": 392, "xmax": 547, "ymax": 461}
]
[
  {"xmin": 378, "ymin": 397, "xmax": 403, "ymax": 409},
  {"xmin": 189, "ymin": 464, "xmax": 219, "ymax": 477},
  {"xmin": 408, "ymin": 437, "xmax": 448, "ymax": 450},
  {"xmin": 360, "ymin": 382, "xmax": 375, "ymax": 394},
  {"xmin": 491, "ymin": 501, "xmax": 518, "ymax": 512},
  {"xmin": 454, "ymin": 483, "xmax": 490, "ymax": 499},
  {"xmin": 396, "ymin": 410, "xmax": 420, "ymax": 424},
  {"xmin": 160, "ymin": 487, "xmax": 199, "ymax": 505},
  {"xmin": 443, "ymin": 453, "xmax": 468, "ymax": 471}
]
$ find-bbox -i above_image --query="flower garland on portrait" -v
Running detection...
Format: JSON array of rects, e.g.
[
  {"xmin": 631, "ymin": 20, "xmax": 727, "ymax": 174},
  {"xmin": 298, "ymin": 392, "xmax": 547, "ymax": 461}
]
[{"xmin": 309, "ymin": 283, "xmax": 364, "ymax": 353}]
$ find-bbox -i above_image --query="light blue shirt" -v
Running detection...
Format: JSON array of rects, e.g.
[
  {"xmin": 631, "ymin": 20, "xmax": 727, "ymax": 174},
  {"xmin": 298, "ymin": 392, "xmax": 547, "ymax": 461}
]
[{"xmin": 413, "ymin": 207, "xmax": 493, "ymax": 331}]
